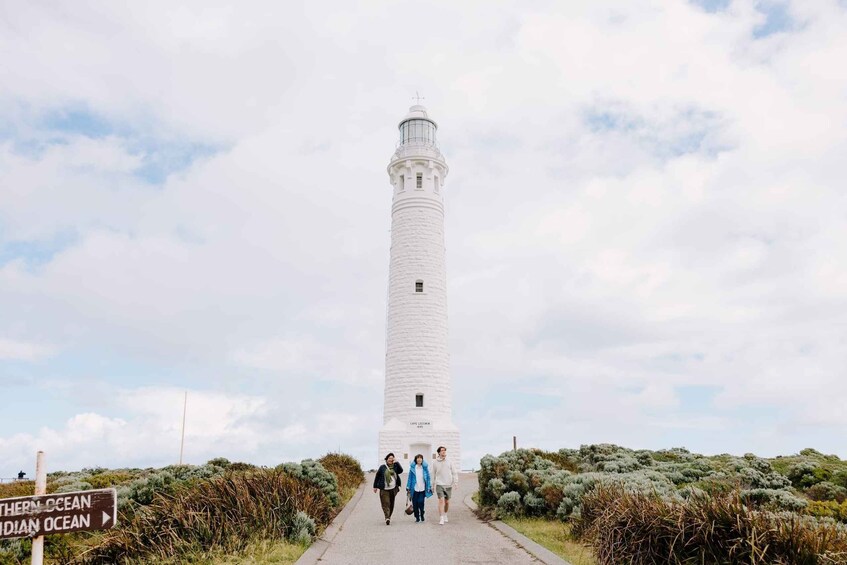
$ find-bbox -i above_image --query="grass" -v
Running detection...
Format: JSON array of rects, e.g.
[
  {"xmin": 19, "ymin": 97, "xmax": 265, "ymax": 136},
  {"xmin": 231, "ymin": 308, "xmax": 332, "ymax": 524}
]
[
  {"xmin": 501, "ymin": 517, "xmax": 597, "ymax": 565},
  {"xmin": 202, "ymin": 539, "xmax": 308, "ymax": 564}
]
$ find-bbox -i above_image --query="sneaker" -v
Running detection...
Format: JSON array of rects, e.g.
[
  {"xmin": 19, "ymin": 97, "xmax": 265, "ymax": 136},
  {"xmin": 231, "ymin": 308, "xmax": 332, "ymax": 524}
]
[
  {"xmin": 444, "ymin": 515, "xmax": 449, "ymax": 523},
  {"xmin": 415, "ymin": 518, "xmax": 420, "ymax": 523},
  {"xmin": 439, "ymin": 516, "xmax": 445, "ymax": 525},
  {"xmin": 386, "ymin": 518, "xmax": 390, "ymax": 525}
]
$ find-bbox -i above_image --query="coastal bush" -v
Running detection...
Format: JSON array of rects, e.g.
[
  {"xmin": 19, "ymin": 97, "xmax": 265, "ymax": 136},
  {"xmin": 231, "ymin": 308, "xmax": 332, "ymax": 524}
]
[
  {"xmin": 477, "ymin": 444, "xmax": 847, "ymax": 524},
  {"xmin": 574, "ymin": 483, "xmax": 847, "ymax": 565},
  {"xmin": 808, "ymin": 482, "xmax": 847, "ymax": 503},
  {"xmin": 279, "ymin": 459, "xmax": 339, "ymax": 506},
  {"xmin": 86, "ymin": 468, "xmax": 333, "ymax": 563},
  {"xmin": 496, "ymin": 491, "xmax": 522, "ymax": 517},
  {"xmin": 478, "ymin": 445, "xmax": 847, "ymax": 563},
  {"xmin": 808, "ymin": 500, "xmax": 847, "ymax": 522},
  {"xmin": 318, "ymin": 453, "xmax": 364, "ymax": 495},
  {"xmin": 290, "ymin": 511, "xmax": 317, "ymax": 545},
  {"xmin": 789, "ymin": 462, "xmax": 832, "ymax": 489}
]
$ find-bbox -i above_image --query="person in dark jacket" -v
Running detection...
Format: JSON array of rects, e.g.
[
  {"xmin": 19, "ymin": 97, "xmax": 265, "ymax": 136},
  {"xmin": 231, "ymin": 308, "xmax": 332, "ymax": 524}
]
[
  {"xmin": 406, "ymin": 454, "xmax": 433, "ymax": 522},
  {"xmin": 373, "ymin": 452, "xmax": 403, "ymax": 525}
]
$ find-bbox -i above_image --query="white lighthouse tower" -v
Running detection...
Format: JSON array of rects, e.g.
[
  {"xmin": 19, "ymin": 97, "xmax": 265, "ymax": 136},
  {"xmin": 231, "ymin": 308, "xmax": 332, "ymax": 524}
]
[{"xmin": 378, "ymin": 104, "xmax": 460, "ymax": 468}]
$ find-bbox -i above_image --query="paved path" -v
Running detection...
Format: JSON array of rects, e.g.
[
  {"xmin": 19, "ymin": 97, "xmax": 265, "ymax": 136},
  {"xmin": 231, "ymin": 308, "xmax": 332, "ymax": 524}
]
[{"xmin": 314, "ymin": 473, "xmax": 540, "ymax": 564}]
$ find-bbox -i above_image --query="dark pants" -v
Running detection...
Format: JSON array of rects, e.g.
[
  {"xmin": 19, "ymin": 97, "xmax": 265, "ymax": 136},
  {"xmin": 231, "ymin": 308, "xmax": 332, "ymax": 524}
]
[
  {"xmin": 379, "ymin": 487, "xmax": 398, "ymax": 519},
  {"xmin": 412, "ymin": 490, "xmax": 426, "ymax": 520}
]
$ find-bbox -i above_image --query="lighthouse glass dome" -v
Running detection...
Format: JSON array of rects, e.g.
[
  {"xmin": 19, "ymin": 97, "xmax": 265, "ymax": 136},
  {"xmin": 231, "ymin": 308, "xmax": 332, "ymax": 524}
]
[{"xmin": 399, "ymin": 118, "xmax": 437, "ymax": 147}]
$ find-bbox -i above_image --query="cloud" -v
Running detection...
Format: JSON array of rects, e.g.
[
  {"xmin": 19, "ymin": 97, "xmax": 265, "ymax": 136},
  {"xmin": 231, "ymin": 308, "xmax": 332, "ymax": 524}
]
[
  {"xmin": 0, "ymin": 338, "xmax": 55, "ymax": 361},
  {"xmin": 1, "ymin": 0, "xmax": 847, "ymax": 471}
]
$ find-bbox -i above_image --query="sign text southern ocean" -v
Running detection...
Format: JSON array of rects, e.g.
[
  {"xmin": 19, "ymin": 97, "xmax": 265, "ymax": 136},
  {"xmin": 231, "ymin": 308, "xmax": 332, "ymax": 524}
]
[{"xmin": 0, "ymin": 489, "xmax": 117, "ymax": 540}]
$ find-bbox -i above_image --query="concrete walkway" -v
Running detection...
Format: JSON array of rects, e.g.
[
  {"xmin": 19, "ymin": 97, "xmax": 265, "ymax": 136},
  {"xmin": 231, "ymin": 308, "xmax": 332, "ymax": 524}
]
[{"xmin": 307, "ymin": 473, "xmax": 542, "ymax": 565}]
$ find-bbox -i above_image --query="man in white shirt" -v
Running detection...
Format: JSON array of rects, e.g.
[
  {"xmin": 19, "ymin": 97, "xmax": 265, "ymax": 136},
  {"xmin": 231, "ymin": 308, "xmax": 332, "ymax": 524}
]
[{"xmin": 431, "ymin": 446, "xmax": 458, "ymax": 525}]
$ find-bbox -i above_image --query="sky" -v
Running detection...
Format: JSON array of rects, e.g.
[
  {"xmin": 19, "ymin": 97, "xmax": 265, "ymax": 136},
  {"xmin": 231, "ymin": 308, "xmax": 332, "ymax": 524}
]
[{"xmin": 1, "ymin": 0, "xmax": 846, "ymax": 474}]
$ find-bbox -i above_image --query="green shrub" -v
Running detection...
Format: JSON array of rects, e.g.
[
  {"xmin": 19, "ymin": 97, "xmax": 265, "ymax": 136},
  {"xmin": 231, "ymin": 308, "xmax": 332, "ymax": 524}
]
[
  {"xmin": 789, "ymin": 462, "xmax": 832, "ymax": 489},
  {"xmin": 87, "ymin": 471, "xmax": 134, "ymax": 489},
  {"xmin": 832, "ymin": 471, "xmax": 847, "ymax": 490},
  {"xmin": 279, "ymin": 459, "xmax": 339, "ymax": 506},
  {"xmin": 739, "ymin": 488, "xmax": 808, "ymax": 511},
  {"xmin": 807, "ymin": 500, "xmax": 847, "ymax": 522},
  {"xmin": 808, "ymin": 482, "xmax": 847, "ymax": 503},
  {"xmin": 290, "ymin": 511, "xmax": 316, "ymax": 545},
  {"xmin": 497, "ymin": 491, "xmax": 522, "ymax": 517}
]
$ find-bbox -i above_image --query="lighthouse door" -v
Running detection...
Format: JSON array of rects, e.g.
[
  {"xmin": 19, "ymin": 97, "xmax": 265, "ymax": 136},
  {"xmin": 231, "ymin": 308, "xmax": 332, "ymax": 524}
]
[{"xmin": 409, "ymin": 443, "xmax": 432, "ymax": 463}]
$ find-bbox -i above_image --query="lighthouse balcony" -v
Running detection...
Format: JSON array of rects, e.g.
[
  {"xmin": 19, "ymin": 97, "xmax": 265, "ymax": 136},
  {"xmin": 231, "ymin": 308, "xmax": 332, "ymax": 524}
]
[{"xmin": 391, "ymin": 143, "xmax": 444, "ymax": 163}]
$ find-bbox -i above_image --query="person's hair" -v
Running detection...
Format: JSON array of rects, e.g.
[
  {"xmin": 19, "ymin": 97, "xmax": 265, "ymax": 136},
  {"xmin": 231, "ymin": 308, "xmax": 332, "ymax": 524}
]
[
  {"xmin": 437, "ymin": 446, "xmax": 446, "ymax": 454},
  {"xmin": 414, "ymin": 453, "xmax": 424, "ymax": 463},
  {"xmin": 384, "ymin": 452, "xmax": 395, "ymax": 461}
]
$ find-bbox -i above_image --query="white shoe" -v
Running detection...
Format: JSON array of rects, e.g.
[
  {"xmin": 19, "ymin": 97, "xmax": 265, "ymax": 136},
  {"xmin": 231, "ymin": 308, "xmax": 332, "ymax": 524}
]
[
  {"xmin": 439, "ymin": 516, "xmax": 445, "ymax": 525},
  {"xmin": 444, "ymin": 515, "xmax": 448, "ymax": 523}
]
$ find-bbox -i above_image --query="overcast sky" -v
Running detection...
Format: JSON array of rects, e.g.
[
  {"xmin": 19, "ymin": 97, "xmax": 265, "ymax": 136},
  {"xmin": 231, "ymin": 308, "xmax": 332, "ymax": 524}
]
[{"xmin": 1, "ymin": 0, "xmax": 846, "ymax": 474}]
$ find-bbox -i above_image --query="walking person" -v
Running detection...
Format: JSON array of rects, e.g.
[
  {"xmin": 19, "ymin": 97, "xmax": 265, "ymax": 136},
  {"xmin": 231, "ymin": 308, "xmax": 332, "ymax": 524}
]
[
  {"xmin": 405, "ymin": 453, "xmax": 433, "ymax": 522},
  {"xmin": 372, "ymin": 452, "xmax": 403, "ymax": 525},
  {"xmin": 431, "ymin": 446, "xmax": 459, "ymax": 525}
]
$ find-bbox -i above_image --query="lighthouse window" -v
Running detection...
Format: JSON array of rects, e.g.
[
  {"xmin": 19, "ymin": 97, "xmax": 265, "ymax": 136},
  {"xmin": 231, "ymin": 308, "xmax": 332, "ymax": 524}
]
[
  {"xmin": 399, "ymin": 175, "xmax": 405, "ymax": 190},
  {"xmin": 434, "ymin": 175, "xmax": 439, "ymax": 193},
  {"xmin": 416, "ymin": 394, "xmax": 424, "ymax": 407},
  {"xmin": 416, "ymin": 173, "xmax": 423, "ymax": 189},
  {"xmin": 415, "ymin": 280, "xmax": 423, "ymax": 292}
]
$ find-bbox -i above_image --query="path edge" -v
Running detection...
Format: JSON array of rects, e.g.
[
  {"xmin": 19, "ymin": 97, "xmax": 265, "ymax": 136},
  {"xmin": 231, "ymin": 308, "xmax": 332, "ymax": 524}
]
[
  {"xmin": 295, "ymin": 479, "xmax": 367, "ymax": 565},
  {"xmin": 464, "ymin": 492, "xmax": 573, "ymax": 565}
]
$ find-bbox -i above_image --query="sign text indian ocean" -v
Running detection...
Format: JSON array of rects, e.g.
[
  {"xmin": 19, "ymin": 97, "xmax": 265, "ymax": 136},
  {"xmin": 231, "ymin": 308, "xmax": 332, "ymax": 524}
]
[{"xmin": 0, "ymin": 488, "xmax": 117, "ymax": 540}]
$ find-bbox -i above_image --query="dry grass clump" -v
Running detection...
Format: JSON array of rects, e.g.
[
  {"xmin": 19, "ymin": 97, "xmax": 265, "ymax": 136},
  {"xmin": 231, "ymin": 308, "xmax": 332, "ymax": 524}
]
[
  {"xmin": 0, "ymin": 481, "xmax": 35, "ymax": 499},
  {"xmin": 82, "ymin": 468, "xmax": 331, "ymax": 564},
  {"xmin": 318, "ymin": 453, "xmax": 364, "ymax": 494},
  {"xmin": 574, "ymin": 483, "xmax": 847, "ymax": 565}
]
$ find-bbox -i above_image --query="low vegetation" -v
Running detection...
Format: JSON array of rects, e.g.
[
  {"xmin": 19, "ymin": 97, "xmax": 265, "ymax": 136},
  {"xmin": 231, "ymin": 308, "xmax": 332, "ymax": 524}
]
[
  {"xmin": 0, "ymin": 453, "xmax": 364, "ymax": 565},
  {"xmin": 478, "ymin": 444, "xmax": 847, "ymax": 564},
  {"xmin": 501, "ymin": 517, "xmax": 596, "ymax": 565}
]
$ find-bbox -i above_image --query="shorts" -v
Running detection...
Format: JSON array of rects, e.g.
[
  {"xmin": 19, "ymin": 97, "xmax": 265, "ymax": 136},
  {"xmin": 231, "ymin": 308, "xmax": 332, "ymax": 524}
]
[{"xmin": 436, "ymin": 485, "xmax": 452, "ymax": 500}]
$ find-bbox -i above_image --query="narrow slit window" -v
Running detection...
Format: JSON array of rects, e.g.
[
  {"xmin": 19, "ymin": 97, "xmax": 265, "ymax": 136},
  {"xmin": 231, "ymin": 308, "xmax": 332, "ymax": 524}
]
[
  {"xmin": 399, "ymin": 174, "xmax": 405, "ymax": 190},
  {"xmin": 416, "ymin": 173, "xmax": 423, "ymax": 189},
  {"xmin": 434, "ymin": 175, "xmax": 439, "ymax": 193},
  {"xmin": 415, "ymin": 280, "xmax": 423, "ymax": 293},
  {"xmin": 416, "ymin": 394, "xmax": 424, "ymax": 407}
]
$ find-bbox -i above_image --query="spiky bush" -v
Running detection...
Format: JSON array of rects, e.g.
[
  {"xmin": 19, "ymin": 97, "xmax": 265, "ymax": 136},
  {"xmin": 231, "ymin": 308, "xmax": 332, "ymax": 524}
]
[
  {"xmin": 318, "ymin": 453, "xmax": 364, "ymax": 495},
  {"xmin": 574, "ymin": 483, "xmax": 847, "ymax": 565}
]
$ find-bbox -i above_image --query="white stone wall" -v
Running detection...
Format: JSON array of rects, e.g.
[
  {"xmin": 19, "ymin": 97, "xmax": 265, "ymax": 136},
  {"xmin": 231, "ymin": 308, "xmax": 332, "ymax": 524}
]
[
  {"xmin": 378, "ymin": 117, "xmax": 461, "ymax": 469},
  {"xmin": 377, "ymin": 429, "xmax": 460, "ymax": 471}
]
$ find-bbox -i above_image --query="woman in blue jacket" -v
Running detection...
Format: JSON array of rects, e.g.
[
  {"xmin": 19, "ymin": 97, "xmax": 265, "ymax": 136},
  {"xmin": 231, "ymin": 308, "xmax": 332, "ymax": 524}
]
[{"xmin": 405, "ymin": 453, "xmax": 433, "ymax": 522}]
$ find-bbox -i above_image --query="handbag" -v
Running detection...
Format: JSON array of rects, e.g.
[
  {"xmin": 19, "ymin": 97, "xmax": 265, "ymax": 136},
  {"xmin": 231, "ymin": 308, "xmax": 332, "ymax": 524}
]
[{"xmin": 404, "ymin": 491, "xmax": 414, "ymax": 515}]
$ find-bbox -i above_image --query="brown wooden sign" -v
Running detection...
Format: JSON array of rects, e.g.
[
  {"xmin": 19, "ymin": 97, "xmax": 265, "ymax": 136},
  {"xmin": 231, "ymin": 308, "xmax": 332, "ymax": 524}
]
[{"xmin": 0, "ymin": 488, "xmax": 117, "ymax": 540}]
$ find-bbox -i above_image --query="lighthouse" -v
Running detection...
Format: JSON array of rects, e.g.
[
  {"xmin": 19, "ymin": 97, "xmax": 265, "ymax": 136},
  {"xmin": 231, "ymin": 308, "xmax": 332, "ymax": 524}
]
[{"xmin": 378, "ymin": 104, "xmax": 460, "ymax": 468}]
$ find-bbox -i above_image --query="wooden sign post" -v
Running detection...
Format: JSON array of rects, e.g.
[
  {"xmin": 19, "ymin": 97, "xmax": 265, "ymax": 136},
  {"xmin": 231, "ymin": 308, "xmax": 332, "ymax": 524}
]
[
  {"xmin": 0, "ymin": 452, "xmax": 117, "ymax": 565},
  {"xmin": 0, "ymin": 489, "xmax": 117, "ymax": 539}
]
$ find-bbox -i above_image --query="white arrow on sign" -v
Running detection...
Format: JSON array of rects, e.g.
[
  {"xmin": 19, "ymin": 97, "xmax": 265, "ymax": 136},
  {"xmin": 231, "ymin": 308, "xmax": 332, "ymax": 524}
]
[{"xmin": 102, "ymin": 511, "xmax": 111, "ymax": 526}]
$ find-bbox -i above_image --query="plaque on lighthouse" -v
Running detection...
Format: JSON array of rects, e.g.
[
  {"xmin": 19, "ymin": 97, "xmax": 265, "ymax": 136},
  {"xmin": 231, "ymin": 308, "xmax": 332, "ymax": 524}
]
[{"xmin": 378, "ymin": 104, "xmax": 461, "ymax": 466}]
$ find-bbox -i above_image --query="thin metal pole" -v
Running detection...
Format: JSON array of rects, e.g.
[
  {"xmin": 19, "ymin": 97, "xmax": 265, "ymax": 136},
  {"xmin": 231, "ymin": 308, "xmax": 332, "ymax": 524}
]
[
  {"xmin": 179, "ymin": 391, "xmax": 187, "ymax": 465},
  {"xmin": 31, "ymin": 450, "xmax": 45, "ymax": 565},
  {"xmin": 513, "ymin": 436, "xmax": 517, "ymax": 451}
]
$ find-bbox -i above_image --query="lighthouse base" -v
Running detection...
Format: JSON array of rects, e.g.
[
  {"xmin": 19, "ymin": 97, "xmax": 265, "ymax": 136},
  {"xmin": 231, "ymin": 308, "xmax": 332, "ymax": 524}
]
[{"xmin": 378, "ymin": 419, "xmax": 460, "ymax": 470}]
